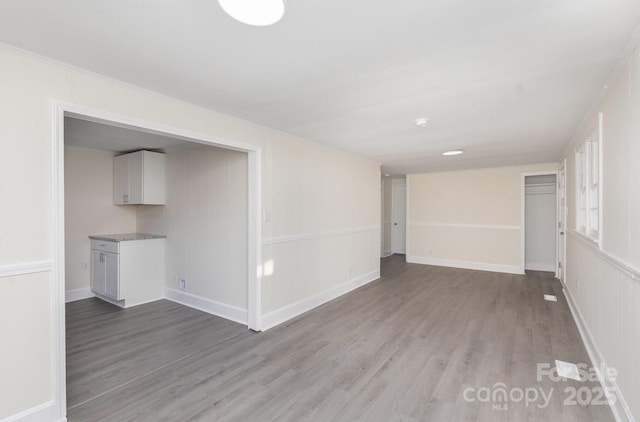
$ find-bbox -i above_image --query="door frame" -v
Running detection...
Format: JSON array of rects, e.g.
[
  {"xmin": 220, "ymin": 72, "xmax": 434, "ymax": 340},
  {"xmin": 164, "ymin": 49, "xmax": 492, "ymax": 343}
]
[
  {"xmin": 520, "ymin": 171, "xmax": 559, "ymax": 274},
  {"xmin": 557, "ymin": 159, "xmax": 567, "ymax": 281},
  {"xmin": 51, "ymin": 100, "xmax": 262, "ymax": 419}
]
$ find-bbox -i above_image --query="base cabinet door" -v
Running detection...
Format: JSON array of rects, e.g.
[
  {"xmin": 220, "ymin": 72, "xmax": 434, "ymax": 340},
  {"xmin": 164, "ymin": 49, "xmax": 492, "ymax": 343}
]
[
  {"xmin": 91, "ymin": 250, "xmax": 106, "ymax": 295},
  {"xmin": 104, "ymin": 252, "xmax": 119, "ymax": 300}
]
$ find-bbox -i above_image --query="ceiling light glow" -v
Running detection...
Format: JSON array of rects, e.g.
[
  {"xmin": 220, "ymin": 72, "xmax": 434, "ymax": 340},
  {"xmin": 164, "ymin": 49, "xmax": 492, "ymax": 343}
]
[
  {"xmin": 218, "ymin": 0, "xmax": 285, "ymax": 26},
  {"xmin": 442, "ymin": 149, "xmax": 464, "ymax": 156},
  {"xmin": 415, "ymin": 118, "xmax": 429, "ymax": 127}
]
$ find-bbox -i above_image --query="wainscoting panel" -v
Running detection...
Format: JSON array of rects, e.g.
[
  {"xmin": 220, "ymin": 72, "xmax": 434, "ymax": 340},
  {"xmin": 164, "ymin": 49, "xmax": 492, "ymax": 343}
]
[
  {"xmin": 261, "ymin": 227, "xmax": 380, "ymax": 325},
  {"xmin": 565, "ymin": 232, "xmax": 640, "ymax": 421}
]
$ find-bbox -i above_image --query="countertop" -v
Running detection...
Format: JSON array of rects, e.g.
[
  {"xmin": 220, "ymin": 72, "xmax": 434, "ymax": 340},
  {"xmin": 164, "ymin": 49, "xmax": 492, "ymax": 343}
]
[{"xmin": 89, "ymin": 233, "xmax": 166, "ymax": 242}]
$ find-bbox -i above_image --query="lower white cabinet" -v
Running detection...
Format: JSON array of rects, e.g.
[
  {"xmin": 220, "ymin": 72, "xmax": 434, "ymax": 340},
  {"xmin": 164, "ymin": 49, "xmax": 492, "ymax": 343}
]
[
  {"xmin": 91, "ymin": 248, "xmax": 120, "ymax": 300},
  {"xmin": 90, "ymin": 236, "xmax": 164, "ymax": 308}
]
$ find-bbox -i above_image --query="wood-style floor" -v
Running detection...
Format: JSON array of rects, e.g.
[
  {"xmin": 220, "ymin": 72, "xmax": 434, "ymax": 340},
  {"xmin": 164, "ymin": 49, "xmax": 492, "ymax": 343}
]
[{"xmin": 66, "ymin": 255, "xmax": 613, "ymax": 421}]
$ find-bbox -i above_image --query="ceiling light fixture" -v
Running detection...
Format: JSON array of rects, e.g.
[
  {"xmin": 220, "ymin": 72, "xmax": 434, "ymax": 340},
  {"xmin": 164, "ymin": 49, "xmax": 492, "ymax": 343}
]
[
  {"xmin": 442, "ymin": 149, "xmax": 464, "ymax": 156},
  {"xmin": 218, "ymin": 0, "xmax": 285, "ymax": 27},
  {"xmin": 415, "ymin": 118, "xmax": 429, "ymax": 127}
]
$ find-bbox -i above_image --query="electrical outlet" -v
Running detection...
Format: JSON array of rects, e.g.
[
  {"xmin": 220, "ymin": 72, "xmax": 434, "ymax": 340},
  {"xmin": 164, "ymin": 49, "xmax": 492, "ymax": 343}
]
[
  {"xmin": 179, "ymin": 278, "xmax": 186, "ymax": 290},
  {"xmin": 81, "ymin": 262, "xmax": 89, "ymax": 272}
]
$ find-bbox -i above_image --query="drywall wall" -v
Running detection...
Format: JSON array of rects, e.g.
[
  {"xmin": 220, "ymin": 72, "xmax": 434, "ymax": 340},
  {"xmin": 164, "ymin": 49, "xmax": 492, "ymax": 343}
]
[
  {"xmin": 562, "ymin": 45, "xmax": 640, "ymax": 420},
  {"xmin": 0, "ymin": 272, "xmax": 52, "ymax": 419},
  {"xmin": 137, "ymin": 145, "xmax": 249, "ymax": 311},
  {"xmin": 407, "ymin": 163, "xmax": 557, "ymax": 273},
  {"xmin": 64, "ymin": 146, "xmax": 137, "ymax": 294},
  {"xmin": 261, "ymin": 133, "xmax": 380, "ymax": 318},
  {"xmin": 0, "ymin": 45, "xmax": 380, "ymax": 420}
]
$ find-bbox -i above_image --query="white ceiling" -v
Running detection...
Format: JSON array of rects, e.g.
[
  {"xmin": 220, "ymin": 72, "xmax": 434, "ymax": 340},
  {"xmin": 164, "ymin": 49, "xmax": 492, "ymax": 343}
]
[
  {"xmin": 1, "ymin": 0, "xmax": 639, "ymax": 174},
  {"xmin": 64, "ymin": 117, "xmax": 193, "ymax": 153}
]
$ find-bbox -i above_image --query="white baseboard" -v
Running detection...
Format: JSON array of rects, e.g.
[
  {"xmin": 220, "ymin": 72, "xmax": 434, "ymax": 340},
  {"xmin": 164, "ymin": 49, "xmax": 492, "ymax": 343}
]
[
  {"xmin": 381, "ymin": 250, "xmax": 393, "ymax": 258},
  {"xmin": 406, "ymin": 255, "xmax": 523, "ymax": 275},
  {"xmin": 64, "ymin": 287, "xmax": 95, "ymax": 303},
  {"xmin": 164, "ymin": 288, "xmax": 248, "ymax": 325},
  {"xmin": 563, "ymin": 286, "xmax": 634, "ymax": 422},
  {"xmin": 0, "ymin": 400, "xmax": 62, "ymax": 422},
  {"xmin": 262, "ymin": 270, "xmax": 380, "ymax": 331},
  {"xmin": 525, "ymin": 263, "xmax": 556, "ymax": 272}
]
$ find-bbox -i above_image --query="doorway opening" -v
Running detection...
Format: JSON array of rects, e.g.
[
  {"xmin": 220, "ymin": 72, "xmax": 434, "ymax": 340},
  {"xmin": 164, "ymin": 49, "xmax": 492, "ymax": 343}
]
[
  {"xmin": 522, "ymin": 173, "xmax": 558, "ymax": 273},
  {"xmin": 51, "ymin": 101, "xmax": 262, "ymax": 418},
  {"xmin": 391, "ymin": 181, "xmax": 407, "ymax": 255},
  {"xmin": 381, "ymin": 176, "xmax": 406, "ymax": 257}
]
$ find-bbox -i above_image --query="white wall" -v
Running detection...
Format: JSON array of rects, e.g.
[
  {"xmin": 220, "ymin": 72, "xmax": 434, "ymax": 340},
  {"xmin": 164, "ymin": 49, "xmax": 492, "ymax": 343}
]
[
  {"xmin": 0, "ymin": 272, "xmax": 52, "ymax": 420},
  {"xmin": 137, "ymin": 145, "xmax": 249, "ymax": 312},
  {"xmin": 64, "ymin": 146, "xmax": 137, "ymax": 294},
  {"xmin": 562, "ymin": 45, "xmax": 640, "ymax": 420},
  {"xmin": 407, "ymin": 163, "xmax": 558, "ymax": 273},
  {"xmin": 261, "ymin": 134, "xmax": 381, "ymax": 321},
  {"xmin": 0, "ymin": 45, "xmax": 380, "ymax": 420}
]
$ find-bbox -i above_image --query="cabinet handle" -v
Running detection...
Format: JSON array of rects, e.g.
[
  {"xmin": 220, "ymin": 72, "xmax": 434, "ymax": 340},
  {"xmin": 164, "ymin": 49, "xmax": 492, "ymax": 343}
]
[
  {"xmin": 123, "ymin": 194, "xmax": 129, "ymax": 203},
  {"xmin": 100, "ymin": 252, "xmax": 105, "ymax": 263}
]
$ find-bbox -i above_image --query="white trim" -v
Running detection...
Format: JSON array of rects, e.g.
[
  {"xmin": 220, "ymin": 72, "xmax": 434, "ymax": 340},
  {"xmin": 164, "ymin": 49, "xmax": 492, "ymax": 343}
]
[
  {"xmin": 64, "ymin": 288, "xmax": 95, "ymax": 303},
  {"xmin": 524, "ymin": 263, "xmax": 556, "ymax": 272},
  {"xmin": 261, "ymin": 226, "xmax": 379, "ymax": 245},
  {"xmin": 0, "ymin": 400, "xmax": 61, "ymax": 422},
  {"xmin": 262, "ymin": 270, "xmax": 380, "ymax": 330},
  {"xmin": 51, "ymin": 100, "xmax": 263, "ymax": 422},
  {"xmin": 51, "ymin": 101, "xmax": 67, "ymax": 422},
  {"xmin": 247, "ymin": 149, "xmax": 262, "ymax": 331},
  {"xmin": 407, "ymin": 255, "xmax": 523, "ymax": 275},
  {"xmin": 563, "ymin": 286, "xmax": 634, "ymax": 422},
  {"xmin": 568, "ymin": 231, "xmax": 640, "ymax": 281},
  {"xmin": 558, "ymin": 158, "xmax": 567, "ymax": 281},
  {"xmin": 0, "ymin": 261, "xmax": 52, "ymax": 278},
  {"xmin": 164, "ymin": 288, "xmax": 248, "ymax": 325},
  {"xmin": 598, "ymin": 112, "xmax": 604, "ymax": 247},
  {"xmin": 381, "ymin": 250, "xmax": 393, "ymax": 258},
  {"xmin": 408, "ymin": 222, "xmax": 520, "ymax": 230}
]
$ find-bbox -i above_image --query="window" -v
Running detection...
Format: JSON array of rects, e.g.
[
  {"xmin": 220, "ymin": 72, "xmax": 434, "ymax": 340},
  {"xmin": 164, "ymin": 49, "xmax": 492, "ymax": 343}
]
[{"xmin": 575, "ymin": 113, "xmax": 602, "ymax": 242}]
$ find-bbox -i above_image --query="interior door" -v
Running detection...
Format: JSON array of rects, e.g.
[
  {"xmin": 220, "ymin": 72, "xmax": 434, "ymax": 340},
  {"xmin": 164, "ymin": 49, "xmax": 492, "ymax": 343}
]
[
  {"xmin": 558, "ymin": 162, "xmax": 567, "ymax": 281},
  {"xmin": 392, "ymin": 185, "xmax": 406, "ymax": 254}
]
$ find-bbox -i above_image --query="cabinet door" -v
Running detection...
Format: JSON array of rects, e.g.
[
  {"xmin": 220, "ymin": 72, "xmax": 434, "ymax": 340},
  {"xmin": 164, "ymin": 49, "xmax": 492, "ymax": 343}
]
[
  {"xmin": 114, "ymin": 154, "xmax": 130, "ymax": 204},
  {"xmin": 127, "ymin": 151, "xmax": 144, "ymax": 204},
  {"xmin": 104, "ymin": 251, "xmax": 120, "ymax": 300},
  {"xmin": 91, "ymin": 250, "xmax": 106, "ymax": 295}
]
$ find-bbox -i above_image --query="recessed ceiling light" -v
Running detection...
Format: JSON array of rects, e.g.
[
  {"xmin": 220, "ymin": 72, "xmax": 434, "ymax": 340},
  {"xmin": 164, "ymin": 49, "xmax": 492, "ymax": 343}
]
[
  {"xmin": 415, "ymin": 118, "xmax": 429, "ymax": 127},
  {"xmin": 442, "ymin": 149, "xmax": 464, "ymax": 156},
  {"xmin": 384, "ymin": 173, "xmax": 390, "ymax": 177},
  {"xmin": 218, "ymin": 0, "xmax": 285, "ymax": 27}
]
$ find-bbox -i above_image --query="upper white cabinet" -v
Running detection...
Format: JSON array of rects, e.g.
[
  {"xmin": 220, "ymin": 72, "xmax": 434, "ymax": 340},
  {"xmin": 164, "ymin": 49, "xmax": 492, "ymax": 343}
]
[{"xmin": 114, "ymin": 150, "xmax": 165, "ymax": 205}]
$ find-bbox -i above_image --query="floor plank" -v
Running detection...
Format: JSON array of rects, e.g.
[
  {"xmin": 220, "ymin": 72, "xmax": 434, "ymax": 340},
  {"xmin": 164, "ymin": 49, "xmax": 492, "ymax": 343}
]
[{"xmin": 66, "ymin": 256, "xmax": 614, "ymax": 421}]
